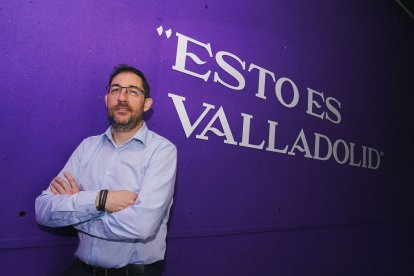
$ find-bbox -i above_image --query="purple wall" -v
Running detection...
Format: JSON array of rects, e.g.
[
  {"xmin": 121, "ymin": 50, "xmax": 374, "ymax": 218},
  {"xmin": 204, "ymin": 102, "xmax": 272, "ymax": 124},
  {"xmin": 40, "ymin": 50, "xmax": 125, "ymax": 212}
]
[{"xmin": 1, "ymin": 1, "xmax": 413, "ymax": 275}]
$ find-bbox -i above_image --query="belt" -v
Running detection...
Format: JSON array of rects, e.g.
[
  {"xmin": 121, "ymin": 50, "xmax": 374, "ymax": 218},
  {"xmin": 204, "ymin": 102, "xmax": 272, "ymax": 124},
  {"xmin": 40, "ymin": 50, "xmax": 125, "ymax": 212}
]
[{"xmin": 75, "ymin": 258, "xmax": 163, "ymax": 276}]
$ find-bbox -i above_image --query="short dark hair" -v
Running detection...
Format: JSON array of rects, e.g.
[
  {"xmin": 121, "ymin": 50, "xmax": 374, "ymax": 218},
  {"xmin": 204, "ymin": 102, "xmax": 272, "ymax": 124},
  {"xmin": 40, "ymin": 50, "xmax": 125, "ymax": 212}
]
[{"xmin": 108, "ymin": 64, "xmax": 151, "ymax": 98}]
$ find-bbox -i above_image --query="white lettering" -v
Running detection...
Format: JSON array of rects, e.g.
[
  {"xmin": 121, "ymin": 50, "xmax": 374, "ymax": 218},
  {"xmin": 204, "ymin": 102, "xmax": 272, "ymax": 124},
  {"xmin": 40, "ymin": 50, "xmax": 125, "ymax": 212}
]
[
  {"xmin": 275, "ymin": 77, "xmax": 299, "ymax": 108},
  {"xmin": 349, "ymin": 142, "xmax": 362, "ymax": 167},
  {"xmin": 213, "ymin": 51, "xmax": 246, "ymax": 90},
  {"xmin": 196, "ymin": 107, "xmax": 238, "ymax": 145},
  {"xmin": 168, "ymin": 93, "xmax": 382, "ymax": 170},
  {"xmin": 288, "ymin": 129, "xmax": 312, "ymax": 158},
  {"xmin": 333, "ymin": 139, "xmax": 349, "ymax": 164},
  {"xmin": 368, "ymin": 148, "xmax": 381, "ymax": 169},
  {"xmin": 239, "ymin": 113, "xmax": 265, "ymax": 149},
  {"xmin": 306, "ymin": 88, "xmax": 325, "ymax": 120},
  {"xmin": 265, "ymin": 120, "xmax": 288, "ymax": 153},
  {"xmin": 313, "ymin": 133, "xmax": 332, "ymax": 161},
  {"xmin": 326, "ymin": 97, "xmax": 342, "ymax": 124},
  {"xmin": 172, "ymin": 32, "xmax": 213, "ymax": 82},
  {"xmin": 168, "ymin": 93, "xmax": 215, "ymax": 138},
  {"xmin": 248, "ymin": 63, "xmax": 276, "ymax": 100}
]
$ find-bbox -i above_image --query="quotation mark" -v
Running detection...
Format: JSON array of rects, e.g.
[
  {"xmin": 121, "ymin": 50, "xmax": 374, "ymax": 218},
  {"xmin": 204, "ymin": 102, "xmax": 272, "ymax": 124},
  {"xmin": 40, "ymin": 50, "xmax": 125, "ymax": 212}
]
[{"xmin": 157, "ymin": 26, "xmax": 172, "ymax": 38}]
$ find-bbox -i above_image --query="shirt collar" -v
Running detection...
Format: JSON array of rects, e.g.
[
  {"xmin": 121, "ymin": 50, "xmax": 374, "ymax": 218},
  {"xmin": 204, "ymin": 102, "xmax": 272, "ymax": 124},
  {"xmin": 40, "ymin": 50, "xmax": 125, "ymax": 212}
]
[{"xmin": 103, "ymin": 121, "xmax": 149, "ymax": 146}]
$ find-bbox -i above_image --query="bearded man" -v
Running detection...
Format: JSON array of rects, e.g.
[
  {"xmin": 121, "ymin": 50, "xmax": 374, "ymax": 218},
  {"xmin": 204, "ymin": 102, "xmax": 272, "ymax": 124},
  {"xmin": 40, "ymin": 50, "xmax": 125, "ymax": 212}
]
[{"xmin": 35, "ymin": 64, "xmax": 177, "ymax": 276}]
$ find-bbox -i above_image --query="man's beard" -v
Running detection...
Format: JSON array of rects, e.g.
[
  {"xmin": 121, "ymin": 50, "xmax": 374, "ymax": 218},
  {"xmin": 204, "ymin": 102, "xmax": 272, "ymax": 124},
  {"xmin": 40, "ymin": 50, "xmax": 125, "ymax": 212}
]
[{"xmin": 107, "ymin": 103, "xmax": 141, "ymax": 131}]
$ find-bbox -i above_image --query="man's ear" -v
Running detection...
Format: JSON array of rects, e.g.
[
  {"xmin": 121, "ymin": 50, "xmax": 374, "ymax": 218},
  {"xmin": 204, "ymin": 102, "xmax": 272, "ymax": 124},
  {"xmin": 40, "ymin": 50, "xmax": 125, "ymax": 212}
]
[
  {"xmin": 144, "ymin": 98, "xmax": 153, "ymax": 112},
  {"xmin": 104, "ymin": 94, "xmax": 108, "ymax": 107}
]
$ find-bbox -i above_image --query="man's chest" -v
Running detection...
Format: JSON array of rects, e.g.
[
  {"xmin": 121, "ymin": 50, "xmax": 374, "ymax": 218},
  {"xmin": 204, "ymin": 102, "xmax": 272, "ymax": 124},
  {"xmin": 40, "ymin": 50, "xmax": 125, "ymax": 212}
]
[{"xmin": 77, "ymin": 141, "xmax": 149, "ymax": 192}]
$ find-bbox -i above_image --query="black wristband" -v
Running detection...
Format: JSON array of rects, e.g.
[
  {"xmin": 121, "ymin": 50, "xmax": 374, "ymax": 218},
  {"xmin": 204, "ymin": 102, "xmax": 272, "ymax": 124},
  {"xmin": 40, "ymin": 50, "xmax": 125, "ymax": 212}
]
[
  {"xmin": 97, "ymin": 190, "xmax": 108, "ymax": 212},
  {"xmin": 101, "ymin": 190, "xmax": 108, "ymax": 211},
  {"xmin": 96, "ymin": 190, "xmax": 103, "ymax": 211},
  {"xmin": 99, "ymin": 190, "xmax": 105, "ymax": 210}
]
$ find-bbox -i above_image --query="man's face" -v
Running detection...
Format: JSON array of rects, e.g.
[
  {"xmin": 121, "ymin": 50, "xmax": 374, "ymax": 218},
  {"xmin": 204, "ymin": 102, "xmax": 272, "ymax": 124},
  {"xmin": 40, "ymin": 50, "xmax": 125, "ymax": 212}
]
[{"xmin": 105, "ymin": 71, "xmax": 152, "ymax": 131}]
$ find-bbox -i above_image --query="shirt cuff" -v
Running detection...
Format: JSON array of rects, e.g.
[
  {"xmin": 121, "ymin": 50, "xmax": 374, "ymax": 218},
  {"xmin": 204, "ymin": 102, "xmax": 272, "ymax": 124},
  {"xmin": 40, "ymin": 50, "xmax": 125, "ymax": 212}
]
[{"xmin": 76, "ymin": 190, "xmax": 100, "ymax": 214}]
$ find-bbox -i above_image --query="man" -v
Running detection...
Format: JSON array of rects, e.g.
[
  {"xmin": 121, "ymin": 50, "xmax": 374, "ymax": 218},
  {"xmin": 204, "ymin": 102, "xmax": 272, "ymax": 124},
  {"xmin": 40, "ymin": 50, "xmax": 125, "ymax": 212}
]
[{"xmin": 35, "ymin": 64, "xmax": 177, "ymax": 276}]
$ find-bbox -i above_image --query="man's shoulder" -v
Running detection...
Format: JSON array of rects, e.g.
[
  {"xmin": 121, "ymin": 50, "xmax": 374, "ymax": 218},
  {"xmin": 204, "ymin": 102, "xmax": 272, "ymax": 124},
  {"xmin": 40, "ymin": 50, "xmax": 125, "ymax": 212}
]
[
  {"xmin": 79, "ymin": 133, "xmax": 105, "ymax": 146},
  {"xmin": 146, "ymin": 130, "xmax": 176, "ymax": 150},
  {"xmin": 85, "ymin": 133, "xmax": 104, "ymax": 141}
]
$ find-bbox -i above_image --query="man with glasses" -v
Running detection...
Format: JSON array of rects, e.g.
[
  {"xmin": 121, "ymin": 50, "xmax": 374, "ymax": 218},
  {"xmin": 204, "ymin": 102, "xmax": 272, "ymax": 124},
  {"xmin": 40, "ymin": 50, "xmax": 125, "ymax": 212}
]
[{"xmin": 36, "ymin": 64, "xmax": 177, "ymax": 276}]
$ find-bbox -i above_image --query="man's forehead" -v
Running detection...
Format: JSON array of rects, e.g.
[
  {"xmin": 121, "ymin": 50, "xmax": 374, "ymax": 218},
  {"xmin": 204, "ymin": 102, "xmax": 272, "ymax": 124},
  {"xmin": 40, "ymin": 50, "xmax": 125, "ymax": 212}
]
[{"xmin": 111, "ymin": 71, "xmax": 143, "ymax": 85}]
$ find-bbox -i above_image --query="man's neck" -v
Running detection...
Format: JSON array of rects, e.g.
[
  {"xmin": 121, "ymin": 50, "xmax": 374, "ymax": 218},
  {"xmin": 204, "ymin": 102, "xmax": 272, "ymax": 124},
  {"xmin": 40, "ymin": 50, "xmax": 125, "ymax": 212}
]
[{"xmin": 112, "ymin": 121, "xmax": 143, "ymax": 146}]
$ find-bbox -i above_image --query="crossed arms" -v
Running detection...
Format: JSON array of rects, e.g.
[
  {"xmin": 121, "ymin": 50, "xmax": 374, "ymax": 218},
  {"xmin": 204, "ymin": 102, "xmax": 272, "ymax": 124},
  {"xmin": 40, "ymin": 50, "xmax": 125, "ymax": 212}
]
[
  {"xmin": 35, "ymin": 139, "xmax": 177, "ymax": 241},
  {"xmin": 51, "ymin": 171, "xmax": 138, "ymax": 213}
]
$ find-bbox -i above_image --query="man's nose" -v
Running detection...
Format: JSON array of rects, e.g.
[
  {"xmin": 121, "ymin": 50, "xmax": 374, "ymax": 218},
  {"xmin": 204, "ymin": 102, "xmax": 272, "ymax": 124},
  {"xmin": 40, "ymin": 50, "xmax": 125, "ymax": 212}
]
[{"xmin": 117, "ymin": 88, "xmax": 129, "ymax": 101}]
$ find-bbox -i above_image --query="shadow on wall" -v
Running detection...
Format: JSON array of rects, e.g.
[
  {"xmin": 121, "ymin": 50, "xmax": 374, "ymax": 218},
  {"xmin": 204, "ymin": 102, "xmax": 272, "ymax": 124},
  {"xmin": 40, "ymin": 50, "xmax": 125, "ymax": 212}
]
[{"xmin": 37, "ymin": 225, "xmax": 77, "ymax": 238}]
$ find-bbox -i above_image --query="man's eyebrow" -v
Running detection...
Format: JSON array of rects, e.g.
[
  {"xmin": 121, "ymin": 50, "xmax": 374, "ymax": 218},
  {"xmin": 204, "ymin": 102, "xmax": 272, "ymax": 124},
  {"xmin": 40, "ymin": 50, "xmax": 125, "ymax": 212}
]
[{"xmin": 110, "ymin": 84, "xmax": 140, "ymax": 88}]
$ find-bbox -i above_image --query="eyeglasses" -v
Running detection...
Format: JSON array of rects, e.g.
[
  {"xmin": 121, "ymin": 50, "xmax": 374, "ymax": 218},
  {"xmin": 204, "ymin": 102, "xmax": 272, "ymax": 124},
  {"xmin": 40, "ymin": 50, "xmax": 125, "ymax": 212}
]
[{"xmin": 106, "ymin": 85, "xmax": 145, "ymax": 97}]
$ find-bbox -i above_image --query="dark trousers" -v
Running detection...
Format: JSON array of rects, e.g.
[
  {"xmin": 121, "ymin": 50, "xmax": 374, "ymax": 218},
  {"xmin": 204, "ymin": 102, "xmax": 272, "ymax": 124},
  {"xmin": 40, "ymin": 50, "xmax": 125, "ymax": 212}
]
[{"xmin": 63, "ymin": 258, "xmax": 164, "ymax": 276}]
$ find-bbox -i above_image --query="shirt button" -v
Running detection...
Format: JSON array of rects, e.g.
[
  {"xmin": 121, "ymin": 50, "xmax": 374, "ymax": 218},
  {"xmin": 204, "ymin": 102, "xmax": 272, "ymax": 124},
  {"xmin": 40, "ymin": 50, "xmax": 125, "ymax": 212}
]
[{"xmin": 105, "ymin": 171, "xmax": 110, "ymax": 175}]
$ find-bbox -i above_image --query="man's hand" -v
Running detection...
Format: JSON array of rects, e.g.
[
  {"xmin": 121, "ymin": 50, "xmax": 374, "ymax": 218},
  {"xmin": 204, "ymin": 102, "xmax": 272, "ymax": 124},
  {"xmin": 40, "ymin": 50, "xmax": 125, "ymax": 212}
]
[
  {"xmin": 51, "ymin": 172, "xmax": 137, "ymax": 212},
  {"xmin": 51, "ymin": 171, "xmax": 80, "ymax": 195},
  {"xmin": 102, "ymin": 190, "xmax": 138, "ymax": 212}
]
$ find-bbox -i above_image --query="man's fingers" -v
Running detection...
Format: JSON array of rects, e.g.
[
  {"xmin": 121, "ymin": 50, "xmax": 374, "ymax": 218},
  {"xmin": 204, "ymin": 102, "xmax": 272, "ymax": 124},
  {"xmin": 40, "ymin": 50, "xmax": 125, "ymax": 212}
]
[
  {"xmin": 122, "ymin": 193, "xmax": 138, "ymax": 207},
  {"xmin": 51, "ymin": 175, "xmax": 80, "ymax": 195},
  {"xmin": 129, "ymin": 193, "xmax": 138, "ymax": 204},
  {"xmin": 64, "ymin": 171, "xmax": 80, "ymax": 192},
  {"xmin": 50, "ymin": 184, "xmax": 60, "ymax": 195},
  {"xmin": 104, "ymin": 191, "xmax": 139, "ymax": 212},
  {"xmin": 54, "ymin": 177, "xmax": 69, "ymax": 189},
  {"xmin": 51, "ymin": 179, "xmax": 67, "ymax": 194}
]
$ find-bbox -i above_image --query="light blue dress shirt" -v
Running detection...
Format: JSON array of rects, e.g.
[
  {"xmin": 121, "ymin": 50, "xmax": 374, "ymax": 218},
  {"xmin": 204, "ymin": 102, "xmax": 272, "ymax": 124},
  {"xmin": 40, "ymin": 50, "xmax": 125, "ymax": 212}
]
[{"xmin": 35, "ymin": 122, "xmax": 177, "ymax": 268}]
